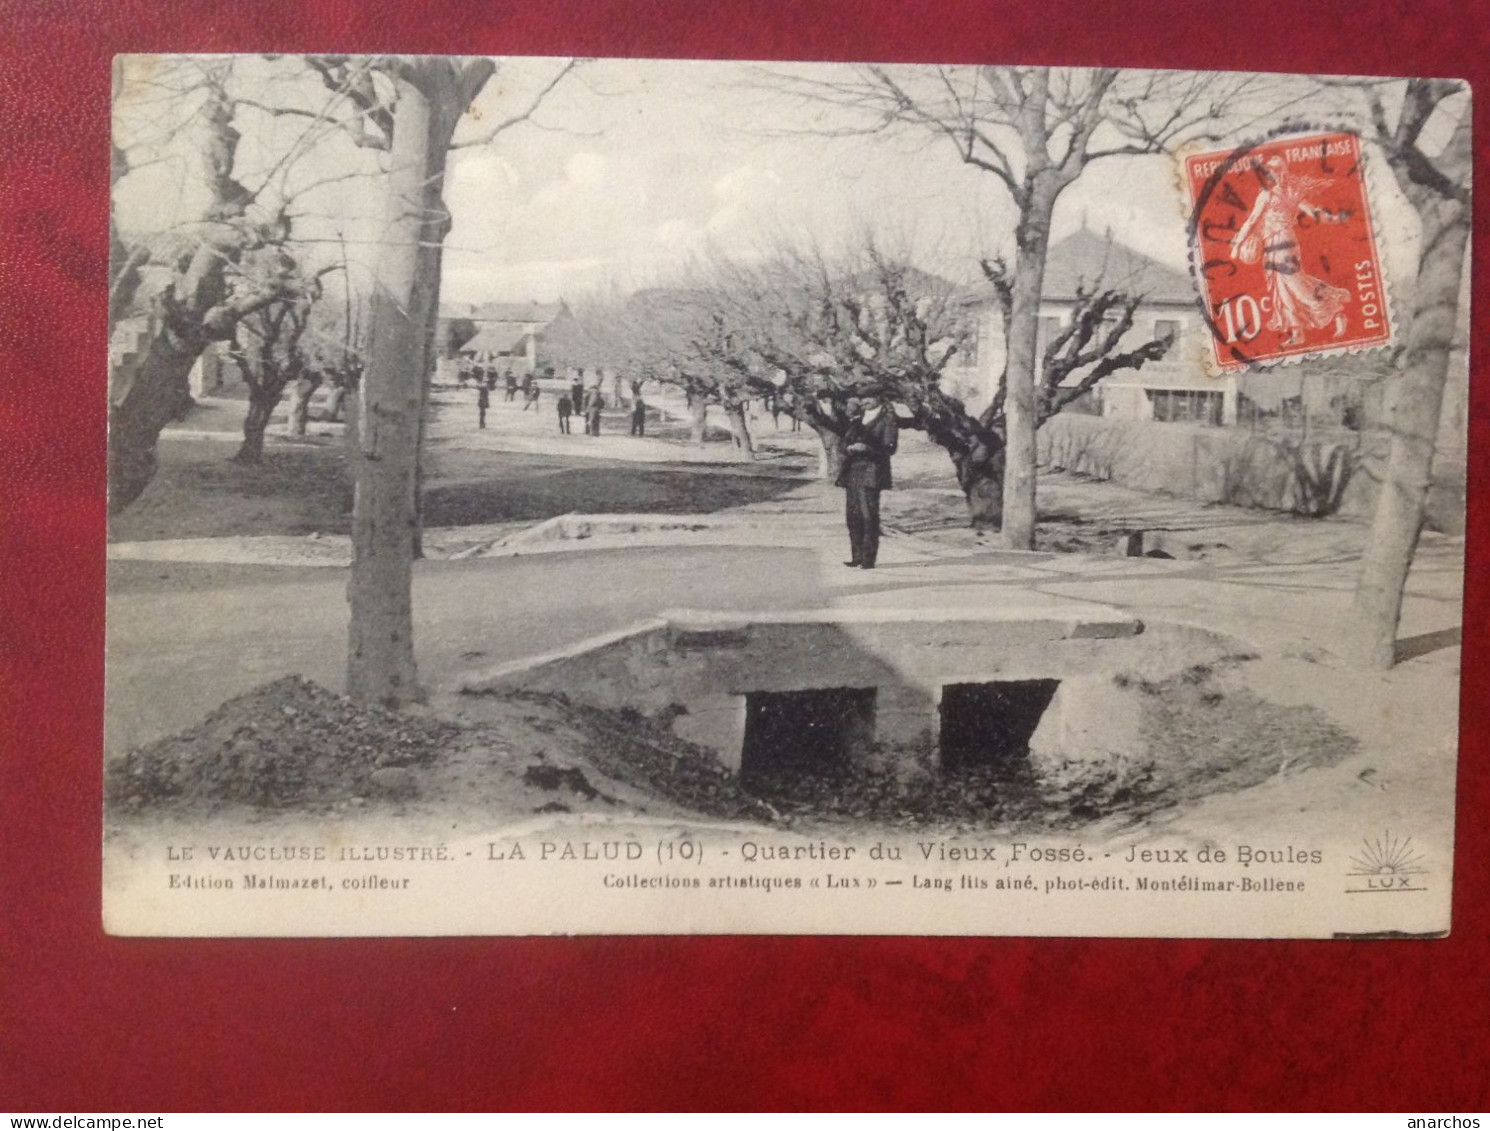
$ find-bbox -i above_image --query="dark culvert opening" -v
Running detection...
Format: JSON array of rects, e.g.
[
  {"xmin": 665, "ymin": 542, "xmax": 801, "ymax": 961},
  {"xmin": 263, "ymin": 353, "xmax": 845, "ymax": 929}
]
[
  {"xmin": 938, "ymin": 679, "xmax": 1061, "ymax": 771},
  {"xmin": 741, "ymin": 686, "xmax": 877, "ymax": 783}
]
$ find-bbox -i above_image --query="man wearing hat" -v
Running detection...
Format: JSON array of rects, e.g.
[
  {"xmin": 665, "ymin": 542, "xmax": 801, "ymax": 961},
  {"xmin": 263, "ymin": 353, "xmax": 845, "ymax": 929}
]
[{"xmin": 836, "ymin": 395, "xmax": 898, "ymax": 569}]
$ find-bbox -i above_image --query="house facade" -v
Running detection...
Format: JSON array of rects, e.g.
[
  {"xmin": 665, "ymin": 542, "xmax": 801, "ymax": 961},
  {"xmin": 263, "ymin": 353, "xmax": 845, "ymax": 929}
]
[{"xmin": 437, "ymin": 300, "xmax": 574, "ymax": 376}]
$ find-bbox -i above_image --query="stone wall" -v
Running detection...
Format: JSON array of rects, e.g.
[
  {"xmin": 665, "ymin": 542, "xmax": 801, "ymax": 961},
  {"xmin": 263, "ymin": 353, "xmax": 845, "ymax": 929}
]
[{"xmin": 1038, "ymin": 414, "xmax": 1465, "ymax": 534}]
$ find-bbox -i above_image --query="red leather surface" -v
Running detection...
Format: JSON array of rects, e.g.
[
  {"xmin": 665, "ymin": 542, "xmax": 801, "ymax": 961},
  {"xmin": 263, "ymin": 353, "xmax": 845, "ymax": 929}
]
[{"xmin": 2, "ymin": 0, "xmax": 1487, "ymax": 1112}]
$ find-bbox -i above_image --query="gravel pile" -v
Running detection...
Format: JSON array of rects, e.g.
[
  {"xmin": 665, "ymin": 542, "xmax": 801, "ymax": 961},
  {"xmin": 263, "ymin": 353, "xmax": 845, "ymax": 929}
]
[{"xmin": 111, "ymin": 675, "xmax": 462, "ymax": 810}]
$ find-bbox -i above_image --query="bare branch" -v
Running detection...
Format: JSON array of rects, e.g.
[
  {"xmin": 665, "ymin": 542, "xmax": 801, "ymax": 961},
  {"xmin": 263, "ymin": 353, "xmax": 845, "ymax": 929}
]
[{"xmin": 450, "ymin": 59, "xmax": 583, "ymax": 150}]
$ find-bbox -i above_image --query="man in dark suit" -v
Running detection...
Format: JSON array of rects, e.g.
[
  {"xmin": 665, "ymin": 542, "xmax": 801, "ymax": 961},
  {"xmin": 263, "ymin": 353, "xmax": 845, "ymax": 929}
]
[{"xmin": 836, "ymin": 395, "xmax": 898, "ymax": 569}]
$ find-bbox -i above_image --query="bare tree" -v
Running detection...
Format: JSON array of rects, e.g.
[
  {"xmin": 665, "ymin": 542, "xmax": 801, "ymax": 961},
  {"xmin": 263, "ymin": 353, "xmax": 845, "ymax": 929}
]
[
  {"xmin": 224, "ymin": 254, "xmax": 335, "ymax": 462},
  {"xmin": 328, "ymin": 55, "xmax": 578, "ymax": 706},
  {"xmin": 918, "ymin": 253, "xmax": 1174, "ymax": 527},
  {"xmin": 684, "ymin": 250, "xmax": 873, "ymax": 477},
  {"xmin": 768, "ymin": 65, "xmax": 1254, "ymax": 547},
  {"xmin": 110, "ymin": 61, "xmax": 280, "ymax": 510},
  {"xmin": 1340, "ymin": 80, "xmax": 1472, "ymax": 668},
  {"xmin": 109, "ymin": 57, "xmax": 383, "ymax": 511},
  {"xmin": 334, "ymin": 58, "xmax": 494, "ymax": 705},
  {"xmin": 705, "ymin": 242, "xmax": 1170, "ymax": 526},
  {"xmin": 547, "ymin": 287, "xmax": 769, "ymax": 451}
]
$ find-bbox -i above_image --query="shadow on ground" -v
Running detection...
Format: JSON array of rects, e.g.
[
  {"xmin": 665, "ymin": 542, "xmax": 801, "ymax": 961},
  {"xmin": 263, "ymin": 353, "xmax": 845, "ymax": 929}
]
[
  {"xmin": 424, "ymin": 459, "xmax": 806, "ymax": 525},
  {"xmin": 111, "ymin": 436, "xmax": 352, "ymax": 542},
  {"xmin": 112, "ymin": 435, "xmax": 810, "ymax": 542}
]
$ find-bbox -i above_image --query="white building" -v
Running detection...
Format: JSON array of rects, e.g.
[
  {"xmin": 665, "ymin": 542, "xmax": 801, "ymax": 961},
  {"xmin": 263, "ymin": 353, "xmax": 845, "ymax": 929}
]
[{"xmin": 946, "ymin": 229, "xmax": 1239, "ymax": 426}]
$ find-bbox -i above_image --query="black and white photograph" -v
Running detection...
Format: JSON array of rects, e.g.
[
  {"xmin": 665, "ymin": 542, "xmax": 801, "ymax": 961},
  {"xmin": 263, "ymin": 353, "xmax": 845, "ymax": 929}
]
[{"xmin": 103, "ymin": 55, "xmax": 1470, "ymax": 937}]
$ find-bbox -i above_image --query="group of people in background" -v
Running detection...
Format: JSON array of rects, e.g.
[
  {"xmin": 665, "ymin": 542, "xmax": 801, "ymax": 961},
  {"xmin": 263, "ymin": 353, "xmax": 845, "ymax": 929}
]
[
  {"xmin": 472, "ymin": 363, "xmax": 899, "ymax": 572},
  {"xmin": 472, "ymin": 365, "xmax": 647, "ymax": 439},
  {"xmin": 469, "ymin": 363, "xmax": 536, "ymax": 428}
]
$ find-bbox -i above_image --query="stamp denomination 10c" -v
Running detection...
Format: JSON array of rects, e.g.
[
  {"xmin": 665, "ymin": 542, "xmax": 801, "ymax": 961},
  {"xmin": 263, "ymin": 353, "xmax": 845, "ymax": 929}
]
[{"xmin": 1186, "ymin": 131, "xmax": 1392, "ymax": 372}]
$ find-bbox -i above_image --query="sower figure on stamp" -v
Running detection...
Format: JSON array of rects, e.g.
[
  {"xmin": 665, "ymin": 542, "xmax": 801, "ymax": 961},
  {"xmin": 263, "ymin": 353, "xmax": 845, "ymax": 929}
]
[
  {"xmin": 836, "ymin": 395, "xmax": 898, "ymax": 569},
  {"xmin": 1231, "ymin": 156, "xmax": 1351, "ymax": 347}
]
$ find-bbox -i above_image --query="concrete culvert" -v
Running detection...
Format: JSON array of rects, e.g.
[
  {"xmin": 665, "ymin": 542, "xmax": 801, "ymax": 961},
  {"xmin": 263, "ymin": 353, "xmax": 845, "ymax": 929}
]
[
  {"xmin": 741, "ymin": 686, "xmax": 877, "ymax": 783},
  {"xmin": 938, "ymin": 679, "xmax": 1062, "ymax": 771}
]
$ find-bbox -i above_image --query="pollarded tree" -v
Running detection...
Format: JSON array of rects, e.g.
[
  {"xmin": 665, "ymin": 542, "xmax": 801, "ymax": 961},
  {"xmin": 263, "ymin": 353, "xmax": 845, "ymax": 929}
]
[
  {"xmin": 109, "ymin": 57, "xmax": 386, "ymax": 512},
  {"xmin": 897, "ymin": 253, "xmax": 1174, "ymax": 528},
  {"xmin": 548, "ymin": 287, "xmax": 771, "ymax": 451},
  {"xmin": 640, "ymin": 287, "xmax": 778, "ymax": 455},
  {"xmin": 686, "ymin": 249, "xmax": 875, "ymax": 478},
  {"xmin": 699, "ymin": 242, "xmax": 1172, "ymax": 527},
  {"xmin": 768, "ymin": 64, "xmax": 1261, "ymax": 547},
  {"xmin": 224, "ymin": 253, "xmax": 337, "ymax": 462}
]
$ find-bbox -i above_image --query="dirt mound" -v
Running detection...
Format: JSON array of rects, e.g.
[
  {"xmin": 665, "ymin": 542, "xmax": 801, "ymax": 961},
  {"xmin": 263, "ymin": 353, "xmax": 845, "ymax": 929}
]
[
  {"xmin": 489, "ymin": 692, "xmax": 776, "ymax": 823},
  {"xmin": 110, "ymin": 676, "xmax": 462, "ymax": 811}
]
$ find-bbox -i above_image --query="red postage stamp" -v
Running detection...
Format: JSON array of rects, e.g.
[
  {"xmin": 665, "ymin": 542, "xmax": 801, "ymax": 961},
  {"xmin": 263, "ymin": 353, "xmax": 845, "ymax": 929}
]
[{"xmin": 1185, "ymin": 131, "xmax": 1392, "ymax": 371}]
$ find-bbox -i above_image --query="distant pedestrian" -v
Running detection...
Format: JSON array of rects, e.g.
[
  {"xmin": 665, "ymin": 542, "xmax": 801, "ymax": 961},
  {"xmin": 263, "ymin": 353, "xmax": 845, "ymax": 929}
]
[
  {"xmin": 583, "ymin": 386, "xmax": 604, "ymax": 435},
  {"xmin": 477, "ymin": 383, "xmax": 490, "ymax": 429},
  {"xmin": 504, "ymin": 370, "xmax": 517, "ymax": 402},
  {"xmin": 522, "ymin": 383, "xmax": 540, "ymax": 412},
  {"xmin": 557, "ymin": 393, "xmax": 572, "ymax": 434},
  {"xmin": 569, "ymin": 376, "xmax": 584, "ymax": 415},
  {"xmin": 630, "ymin": 396, "xmax": 646, "ymax": 436}
]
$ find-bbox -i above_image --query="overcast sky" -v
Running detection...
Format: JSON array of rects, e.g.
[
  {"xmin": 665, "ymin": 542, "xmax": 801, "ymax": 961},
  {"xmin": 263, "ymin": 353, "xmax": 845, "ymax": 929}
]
[
  {"xmin": 114, "ymin": 57, "xmax": 1434, "ymax": 309},
  {"xmin": 439, "ymin": 58, "xmax": 1208, "ymax": 303}
]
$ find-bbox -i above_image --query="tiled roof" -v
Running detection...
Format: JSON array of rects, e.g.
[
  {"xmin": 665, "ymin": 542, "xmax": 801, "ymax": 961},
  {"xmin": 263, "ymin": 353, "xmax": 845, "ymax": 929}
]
[
  {"xmin": 961, "ymin": 231, "xmax": 1195, "ymax": 308},
  {"xmin": 457, "ymin": 324, "xmax": 529, "ymax": 356},
  {"xmin": 1043, "ymin": 229, "xmax": 1194, "ymax": 304}
]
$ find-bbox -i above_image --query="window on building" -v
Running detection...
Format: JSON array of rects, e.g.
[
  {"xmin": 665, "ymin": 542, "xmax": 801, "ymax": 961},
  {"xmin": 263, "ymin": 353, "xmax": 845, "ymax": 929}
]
[
  {"xmin": 962, "ymin": 320, "xmax": 982, "ymax": 367},
  {"xmin": 1146, "ymin": 388, "xmax": 1224, "ymax": 426},
  {"xmin": 1154, "ymin": 318, "xmax": 1181, "ymax": 343},
  {"xmin": 1038, "ymin": 315, "xmax": 1063, "ymax": 359}
]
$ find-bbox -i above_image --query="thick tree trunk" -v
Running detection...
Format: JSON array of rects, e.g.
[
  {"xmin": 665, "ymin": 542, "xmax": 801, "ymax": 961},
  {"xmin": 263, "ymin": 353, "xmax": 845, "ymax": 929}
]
[
  {"xmin": 109, "ymin": 75, "xmax": 249, "ymax": 514},
  {"xmin": 724, "ymin": 404, "xmax": 754, "ymax": 457},
  {"xmin": 346, "ymin": 77, "xmax": 435, "ymax": 707},
  {"xmin": 688, "ymin": 396, "xmax": 708, "ymax": 444},
  {"xmin": 810, "ymin": 421, "xmax": 845, "ymax": 482},
  {"xmin": 235, "ymin": 389, "xmax": 279, "ymax": 463},
  {"xmin": 285, "ymin": 377, "xmax": 317, "ymax": 437},
  {"xmin": 960, "ymin": 448, "xmax": 1006, "ymax": 530},
  {"xmin": 345, "ymin": 59, "xmax": 492, "ymax": 705},
  {"xmin": 324, "ymin": 385, "xmax": 348, "ymax": 423},
  {"xmin": 411, "ymin": 127, "xmax": 459, "ymax": 561},
  {"xmin": 1001, "ymin": 184, "xmax": 1057, "ymax": 550},
  {"xmin": 1345, "ymin": 197, "xmax": 1469, "ymax": 669},
  {"xmin": 108, "ymin": 331, "xmax": 200, "ymax": 511}
]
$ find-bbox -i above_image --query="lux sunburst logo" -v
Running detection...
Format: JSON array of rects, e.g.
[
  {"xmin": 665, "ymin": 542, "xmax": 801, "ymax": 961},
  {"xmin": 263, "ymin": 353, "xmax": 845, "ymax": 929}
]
[{"xmin": 1346, "ymin": 832, "xmax": 1427, "ymax": 893}]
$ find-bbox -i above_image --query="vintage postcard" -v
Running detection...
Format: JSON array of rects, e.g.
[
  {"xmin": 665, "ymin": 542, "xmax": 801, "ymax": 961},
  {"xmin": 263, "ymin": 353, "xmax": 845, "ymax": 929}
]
[{"xmin": 104, "ymin": 56, "xmax": 1469, "ymax": 937}]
